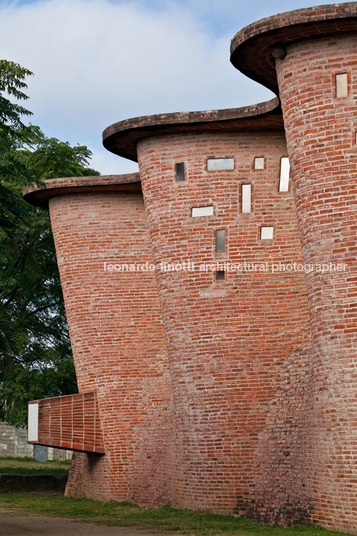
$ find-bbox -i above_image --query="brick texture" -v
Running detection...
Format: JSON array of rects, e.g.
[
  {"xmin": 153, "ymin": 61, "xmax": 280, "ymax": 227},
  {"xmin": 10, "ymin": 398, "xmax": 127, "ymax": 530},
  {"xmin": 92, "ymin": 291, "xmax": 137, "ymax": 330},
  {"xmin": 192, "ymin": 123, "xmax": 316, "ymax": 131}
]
[
  {"xmin": 48, "ymin": 187, "xmax": 173, "ymax": 505},
  {"xmin": 28, "ymin": 392, "xmax": 105, "ymax": 453},
  {"xmin": 276, "ymin": 33, "xmax": 357, "ymax": 533},
  {"xmin": 137, "ymin": 131, "xmax": 311, "ymax": 521},
  {"xmin": 24, "ymin": 5, "xmax": 357, "ymax": 534}
]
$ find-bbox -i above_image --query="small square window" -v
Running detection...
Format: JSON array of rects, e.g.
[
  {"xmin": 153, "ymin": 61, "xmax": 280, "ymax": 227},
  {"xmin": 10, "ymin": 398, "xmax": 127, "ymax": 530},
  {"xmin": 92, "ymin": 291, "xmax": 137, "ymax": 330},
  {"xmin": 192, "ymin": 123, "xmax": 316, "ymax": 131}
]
[
  {"xmin": 260, "ymin": 226, "xmax": 274, "ymax": 240},
  {"xmin": 254, "ymin": 157, "xmax": 264, "ymax": 170}
]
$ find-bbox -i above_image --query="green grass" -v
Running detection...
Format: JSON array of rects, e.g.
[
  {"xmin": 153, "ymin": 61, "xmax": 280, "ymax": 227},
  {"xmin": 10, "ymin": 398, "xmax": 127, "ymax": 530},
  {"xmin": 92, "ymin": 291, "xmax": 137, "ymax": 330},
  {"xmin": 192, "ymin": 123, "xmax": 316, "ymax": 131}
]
[
  {"xmin": 0, "ymin": 458, "xmax": 352, "ymax": 535},
  {"xmin": 0, "ymin": 494, "xmax": 353, "ymax": 536},
  {"xmin": 0, "ymin": 456, "xmax": 71, "ymax": 477}
]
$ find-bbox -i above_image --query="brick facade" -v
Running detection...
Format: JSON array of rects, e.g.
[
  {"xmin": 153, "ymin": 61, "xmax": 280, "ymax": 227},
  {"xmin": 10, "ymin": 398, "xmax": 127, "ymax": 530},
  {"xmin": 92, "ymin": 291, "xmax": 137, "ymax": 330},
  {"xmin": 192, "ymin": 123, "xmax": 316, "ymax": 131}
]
[
  {"xmin": 137, "ymin": 131, "xmax": 311, "ymax": 520},
  {"xmin": 26, "ymin": 176, "xmax": 174, "ymax": 504},
  {"xmin": 24, "ymin": 3, "xmax": 357, "ymax": 533},
  {"xmin": 275, "ymin": 33, "xmax": 357, "ymax": 534}
]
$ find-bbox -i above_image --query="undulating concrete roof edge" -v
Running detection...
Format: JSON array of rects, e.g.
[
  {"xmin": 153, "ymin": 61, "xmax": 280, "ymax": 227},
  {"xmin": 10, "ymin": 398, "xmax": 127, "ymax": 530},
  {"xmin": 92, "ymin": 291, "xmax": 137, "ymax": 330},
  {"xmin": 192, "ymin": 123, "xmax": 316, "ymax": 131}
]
[
  {"xmin": 23, "ymin": 173, "xmax": 141, "ymax": 209},
  {"xmin": 102, "ymin": 98, "xmax": 283, "ymax": 162},
  {"xmin": 230, "ymin": 2, "xmax": 357, "ymax": 93}
]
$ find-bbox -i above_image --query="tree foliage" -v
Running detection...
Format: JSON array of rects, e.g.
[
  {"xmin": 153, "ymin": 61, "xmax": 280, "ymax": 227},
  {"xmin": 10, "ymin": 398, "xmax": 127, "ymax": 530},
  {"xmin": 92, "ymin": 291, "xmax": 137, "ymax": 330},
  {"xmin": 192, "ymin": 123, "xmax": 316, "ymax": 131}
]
[{"xmin": 0, "ymin": 60, "xmax": 99, "ymax": 425}]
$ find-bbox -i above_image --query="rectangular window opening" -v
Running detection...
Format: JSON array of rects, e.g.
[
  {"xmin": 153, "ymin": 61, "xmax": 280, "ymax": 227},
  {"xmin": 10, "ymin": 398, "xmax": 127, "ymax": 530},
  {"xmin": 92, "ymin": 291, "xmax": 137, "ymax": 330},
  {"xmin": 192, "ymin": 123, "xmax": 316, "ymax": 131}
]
[
  {"xmin": 28, "ymin": 403, "xmax": 39, "ymax": 442},
  {"xmin": 175, "ymin": 162, "xmax": 185, "ymax": 182},
  {"xmin": 216, "ymin": 270, "xmax": 225, "ymax": 281},
  {"xmin": 207, "ymin": 158, "xmax": 234, "ymax": 171},
  {"xmin": 192, "ymin": 205, "xmax": 214, "ymax": 218},
  {"xmin": 336, "ymin": 73, "xmax": 348, "ymax": 99},
  {"xmin": 254, "ymin": 157, "xmax": 264, "ymax": 170},
  {"xmin": 241, "ymin": 184, "xmax": 252, "ymax": 213},
  {"xmin": 260, "ymin": 226, "xmax": 274, "ymax": 240},
  {"xmin": 216, "ymin": 229, "xmax": 226, "ymax": 254},
  {"xmin": 279, "ymin": 157, "xmax": 290, "ymax": 192}
]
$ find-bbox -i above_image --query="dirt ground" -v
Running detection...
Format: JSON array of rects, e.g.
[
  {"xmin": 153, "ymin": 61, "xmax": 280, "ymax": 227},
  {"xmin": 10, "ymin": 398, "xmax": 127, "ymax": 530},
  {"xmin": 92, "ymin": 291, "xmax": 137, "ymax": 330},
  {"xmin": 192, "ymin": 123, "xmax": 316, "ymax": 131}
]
[{"xmin": 0, "ymin": 508, "xmax": 181, "ymax": 536}]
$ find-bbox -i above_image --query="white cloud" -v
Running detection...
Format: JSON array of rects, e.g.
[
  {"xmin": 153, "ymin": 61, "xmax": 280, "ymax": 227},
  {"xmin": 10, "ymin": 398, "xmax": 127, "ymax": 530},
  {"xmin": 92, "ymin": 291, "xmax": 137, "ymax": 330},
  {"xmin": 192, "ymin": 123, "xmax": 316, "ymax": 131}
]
[
  {"xmin": 89, "ymin": 148, "xmax": 138, "ymax": 176},
  {"xmin": 0, "ymin": 0, "xmax": 278, "ymax": 174}
]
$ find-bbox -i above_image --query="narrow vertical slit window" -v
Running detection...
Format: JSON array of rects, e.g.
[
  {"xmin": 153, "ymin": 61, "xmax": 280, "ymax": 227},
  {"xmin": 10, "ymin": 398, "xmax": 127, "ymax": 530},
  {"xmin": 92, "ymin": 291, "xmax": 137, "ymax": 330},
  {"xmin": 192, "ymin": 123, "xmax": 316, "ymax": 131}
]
[
  {"xmin": 241, "ymin": 184, "xmax": 252, "ymax": 213},
  {"xmin": 216, "ymin": 270, "xmax": 225, "ymax": 281},
  {"xmin": 336, "ymin": 73, "xmax": 348, "ymax": 99},
  {"xmin": 216, "ymin": 229, "xmax": 226, "ymax": 254},
  {"xmin": 279, "ymin": 157, "xmax": 290, "ymax": 192},
  {"xmin": 175, "ymin": 162, "xmax": 185, "ymax": 182}
]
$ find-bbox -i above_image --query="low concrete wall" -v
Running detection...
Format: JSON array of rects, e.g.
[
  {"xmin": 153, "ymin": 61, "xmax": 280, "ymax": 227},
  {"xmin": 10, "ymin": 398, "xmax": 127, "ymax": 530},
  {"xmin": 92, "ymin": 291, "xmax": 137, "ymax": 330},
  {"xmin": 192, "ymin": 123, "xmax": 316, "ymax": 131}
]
[
  {"xmin": 0, "ymin": 422, "xmax": 72, "ymax": 460},
  {"xmin": 0, "ymin": 422, "xmax": 33, "ymax": 458}
]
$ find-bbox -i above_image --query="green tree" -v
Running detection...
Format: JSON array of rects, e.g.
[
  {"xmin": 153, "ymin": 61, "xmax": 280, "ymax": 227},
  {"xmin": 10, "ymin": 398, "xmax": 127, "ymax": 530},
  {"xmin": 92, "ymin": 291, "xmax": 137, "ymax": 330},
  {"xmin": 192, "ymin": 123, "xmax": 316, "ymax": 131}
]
[{"xmin": 0, "ymin": 60, "xmax": 99, "ymax": 425}]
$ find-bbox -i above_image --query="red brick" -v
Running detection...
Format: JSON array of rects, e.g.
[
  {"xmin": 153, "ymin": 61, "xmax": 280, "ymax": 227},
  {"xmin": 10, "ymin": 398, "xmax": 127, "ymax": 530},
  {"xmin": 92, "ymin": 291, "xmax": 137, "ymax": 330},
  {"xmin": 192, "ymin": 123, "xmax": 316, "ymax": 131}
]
[
  {"xmin": 275, "ymin": 32, "xmax": 357, "ymax": 534},
  {"xmin": 24, "ymin": 4, "xmax": 357, "ymax": 533}
]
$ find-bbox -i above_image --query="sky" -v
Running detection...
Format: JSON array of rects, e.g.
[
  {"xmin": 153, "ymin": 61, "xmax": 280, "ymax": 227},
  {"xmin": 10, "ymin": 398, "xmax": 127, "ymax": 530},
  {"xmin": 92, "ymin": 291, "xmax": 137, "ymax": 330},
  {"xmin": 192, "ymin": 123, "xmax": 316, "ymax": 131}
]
[{"xmin": 0, "ymin": 0, "xmax": 340, "ymax": 175}]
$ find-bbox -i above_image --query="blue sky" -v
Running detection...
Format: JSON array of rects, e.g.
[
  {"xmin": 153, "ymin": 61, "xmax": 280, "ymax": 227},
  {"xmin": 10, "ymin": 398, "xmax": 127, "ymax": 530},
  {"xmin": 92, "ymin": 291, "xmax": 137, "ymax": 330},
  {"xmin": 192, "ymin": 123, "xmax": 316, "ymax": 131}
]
[{"xmin": 0, "ymin": 0, "xmax": 340, "ymax": 174}]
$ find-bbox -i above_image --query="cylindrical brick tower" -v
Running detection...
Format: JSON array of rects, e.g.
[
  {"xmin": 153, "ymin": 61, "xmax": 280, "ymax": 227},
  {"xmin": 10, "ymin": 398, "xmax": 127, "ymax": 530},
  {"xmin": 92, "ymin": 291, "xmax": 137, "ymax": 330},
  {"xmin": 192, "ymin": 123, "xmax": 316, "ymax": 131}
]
[
  {"xmin": 103, "ymin": 104, "xmax": 312, "ymax": 522},
  {"xmin": 24, "ymin": 5, "xmax": 357, "ymax": 531},
  {"xmin": 231, "ymin": 5, "xmax": 357, "ymax": 532},
  {"xmin": 24, "ymin": 175, "xmax": 174, "ymax": 506}
]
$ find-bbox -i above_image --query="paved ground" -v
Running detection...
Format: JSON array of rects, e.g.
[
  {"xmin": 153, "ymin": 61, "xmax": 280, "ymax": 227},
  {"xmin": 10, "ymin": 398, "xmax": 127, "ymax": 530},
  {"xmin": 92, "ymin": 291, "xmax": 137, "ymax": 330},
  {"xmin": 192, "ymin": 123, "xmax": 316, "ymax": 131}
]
[{"xmin": 0, "ymin": 508, "xmax": 177, "ymax": 536}]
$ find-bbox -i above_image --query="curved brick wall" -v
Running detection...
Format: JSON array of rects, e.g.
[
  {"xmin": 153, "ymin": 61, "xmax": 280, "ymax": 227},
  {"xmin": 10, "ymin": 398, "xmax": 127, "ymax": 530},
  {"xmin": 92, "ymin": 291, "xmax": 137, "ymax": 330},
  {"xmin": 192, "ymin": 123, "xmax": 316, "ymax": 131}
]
[
  {"xmin": 275, "ymin": 33, "xmax": 357, "ymax": 532},
  {"xmin": 24, "ymin": 4, "xmax": 357, "ymax": 532},
  {"xmin": 137, "ymin": 131, "xmax": 311, "ymax": 521},
  {"xmin": 47, "ymin": 180, "xmax": 173, "ymax": 505}
]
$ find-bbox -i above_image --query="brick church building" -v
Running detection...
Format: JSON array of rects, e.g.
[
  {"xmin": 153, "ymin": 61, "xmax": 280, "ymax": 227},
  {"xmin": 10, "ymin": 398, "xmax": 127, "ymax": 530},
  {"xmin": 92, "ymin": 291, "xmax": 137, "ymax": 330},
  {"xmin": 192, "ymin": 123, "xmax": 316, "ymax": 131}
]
[{"xmin": 25, "ymin": 3, "xmax": 357, "ymax": 533}]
